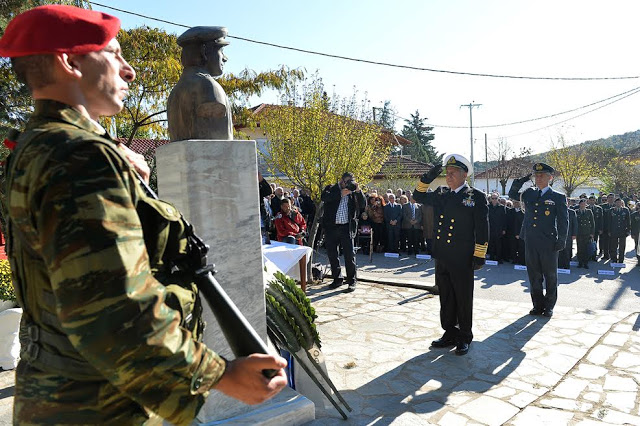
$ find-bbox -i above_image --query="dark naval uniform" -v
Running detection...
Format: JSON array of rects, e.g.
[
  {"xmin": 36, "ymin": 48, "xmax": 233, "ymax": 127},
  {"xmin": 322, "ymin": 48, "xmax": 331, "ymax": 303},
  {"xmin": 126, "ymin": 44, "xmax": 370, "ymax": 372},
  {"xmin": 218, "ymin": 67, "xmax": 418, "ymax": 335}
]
[
  {"xmin": 587, "ymin": 201, "xmax": 603, "ymax": 260},
  {"xmin": 558, "ymin": 208, "xmax": 577, "ymax": 269},
  {"xmin": 414, "ymin": 156, "xmax": 489, "ymax": 349},
  {"xmin": 512, "ymin": 207, "xmax": 526, "ymax": 265},
  {"xmin": 575, "ymin": 207, "xmax": 595, "ymax": 268},
  {"xmin": 608, "ymin": 206, "xmax": 631, "ymax": 263},
  {"xmin": 488, "ymin": 203, "xmax": 507, "ymax": 262},
  {"xmin": 509, "ymin": 164, "xmax": 568, "ymax": 317}
]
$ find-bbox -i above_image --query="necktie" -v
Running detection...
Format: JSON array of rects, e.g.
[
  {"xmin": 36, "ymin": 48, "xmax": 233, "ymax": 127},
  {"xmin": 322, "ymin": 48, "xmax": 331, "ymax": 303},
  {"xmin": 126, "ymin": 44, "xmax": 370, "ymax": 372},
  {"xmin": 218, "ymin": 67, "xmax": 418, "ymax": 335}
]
[{"xmin": 411, "ymin": 203, "xmax": 415, "ymax": 220}]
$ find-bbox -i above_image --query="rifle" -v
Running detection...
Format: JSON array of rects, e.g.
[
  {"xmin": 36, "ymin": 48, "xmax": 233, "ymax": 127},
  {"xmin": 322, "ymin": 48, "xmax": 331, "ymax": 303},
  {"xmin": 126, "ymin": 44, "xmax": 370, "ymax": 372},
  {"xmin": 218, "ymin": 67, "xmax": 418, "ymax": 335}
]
[{"xmin": 137, "ymin": 175, "xmax": 277, "ymax": 378}]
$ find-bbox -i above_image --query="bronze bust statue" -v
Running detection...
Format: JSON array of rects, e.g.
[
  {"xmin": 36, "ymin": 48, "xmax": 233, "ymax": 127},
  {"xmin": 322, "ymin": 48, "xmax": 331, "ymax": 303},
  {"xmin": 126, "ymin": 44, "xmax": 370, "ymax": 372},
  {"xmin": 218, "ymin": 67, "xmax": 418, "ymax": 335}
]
[{"xmin": 167, "ymin": 26, "xmax": 233, "ymax": 141}]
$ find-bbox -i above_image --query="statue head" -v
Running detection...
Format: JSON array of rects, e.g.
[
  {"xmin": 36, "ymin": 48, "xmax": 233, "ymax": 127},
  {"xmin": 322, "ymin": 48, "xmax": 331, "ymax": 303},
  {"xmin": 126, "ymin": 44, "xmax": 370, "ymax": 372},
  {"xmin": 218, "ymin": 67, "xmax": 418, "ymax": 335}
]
[{"xmin": 178, "ymin": 26, "xmax": 230, "ymax": 77}]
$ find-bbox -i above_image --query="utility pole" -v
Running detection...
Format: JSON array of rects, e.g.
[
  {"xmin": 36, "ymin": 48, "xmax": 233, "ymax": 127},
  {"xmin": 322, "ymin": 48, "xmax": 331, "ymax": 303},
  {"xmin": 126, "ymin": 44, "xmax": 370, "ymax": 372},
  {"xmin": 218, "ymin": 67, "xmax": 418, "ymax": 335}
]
[
  {"xmin": 485, "ymin": 133, "xmax": 489, "ymax": 193},
  {"xmin": 460, "ymin": 102, "xmax": 482, "ymax": 186}
]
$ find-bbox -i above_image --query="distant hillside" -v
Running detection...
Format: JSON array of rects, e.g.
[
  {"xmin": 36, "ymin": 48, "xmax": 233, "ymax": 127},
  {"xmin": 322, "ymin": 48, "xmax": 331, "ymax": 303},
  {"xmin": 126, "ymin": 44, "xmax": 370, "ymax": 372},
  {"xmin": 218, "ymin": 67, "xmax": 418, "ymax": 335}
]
[{"xmin": 473, "ymin": 129, "xmax": 640, "ymax": 171}]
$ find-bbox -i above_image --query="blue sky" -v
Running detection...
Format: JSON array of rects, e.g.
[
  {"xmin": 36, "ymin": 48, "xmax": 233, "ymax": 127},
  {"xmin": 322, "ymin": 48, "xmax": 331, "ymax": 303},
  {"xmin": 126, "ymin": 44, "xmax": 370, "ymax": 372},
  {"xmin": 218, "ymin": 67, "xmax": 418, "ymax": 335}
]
[{"xmin": 93, "ymin": 0, "xmax": 640, "ymax": 160}]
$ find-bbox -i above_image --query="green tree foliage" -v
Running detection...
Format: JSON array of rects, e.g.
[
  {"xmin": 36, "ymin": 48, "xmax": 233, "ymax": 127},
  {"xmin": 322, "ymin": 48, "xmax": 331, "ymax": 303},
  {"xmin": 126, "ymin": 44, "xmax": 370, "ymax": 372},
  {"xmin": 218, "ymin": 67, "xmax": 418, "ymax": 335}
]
[
  {"xmin": 101, "ymin": 26, "xmax": 182, "ymax": 144},
  {"xmin": 546, "ymin": 132, "xmax": 599, "ymax": 197},
  {"xmin": 601, "ymin": 158, "xmax": 640, "ymax": 194},
  {"xmin": 373, "ymin": 100, "xmax": 397, "ymax": 131},
  {"xmin": 400, "ymin": 110, "xmax": 441, "ymax": 165},
  {"xmin": 259, "ymin": 75, "xmax": 390, "ymax": 204}
]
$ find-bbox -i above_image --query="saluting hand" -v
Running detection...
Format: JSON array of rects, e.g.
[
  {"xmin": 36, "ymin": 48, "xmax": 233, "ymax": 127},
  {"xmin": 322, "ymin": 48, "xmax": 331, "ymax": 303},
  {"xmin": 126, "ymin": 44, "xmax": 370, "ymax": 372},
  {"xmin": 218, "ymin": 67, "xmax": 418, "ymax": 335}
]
[
  {"xmin": 421, "ymin": 164, "xmax": 443, "ymax": 184},
  {"xmin": 516, "ymin": 173, "xmax": 532, "ymax": 184}
]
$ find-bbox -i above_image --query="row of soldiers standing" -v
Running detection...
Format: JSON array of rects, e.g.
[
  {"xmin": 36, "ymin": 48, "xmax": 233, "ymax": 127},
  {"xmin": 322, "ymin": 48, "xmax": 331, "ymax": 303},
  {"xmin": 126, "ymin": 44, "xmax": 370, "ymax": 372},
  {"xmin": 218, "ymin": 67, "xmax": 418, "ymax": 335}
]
[{"xmin": 487, "ymin": 191, "xmax": 640, "ymax": 270}]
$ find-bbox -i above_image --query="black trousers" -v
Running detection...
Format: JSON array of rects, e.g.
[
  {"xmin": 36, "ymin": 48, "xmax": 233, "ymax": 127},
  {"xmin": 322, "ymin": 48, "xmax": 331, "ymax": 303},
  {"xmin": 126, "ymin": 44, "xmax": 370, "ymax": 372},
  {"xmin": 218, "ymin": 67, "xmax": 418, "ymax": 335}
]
[
  {"xmin": 514, "ymin": 237, "xmax": 526, "ymax": 265},
  {"xmin": 325, "ymin": 224, "xmax": 356, "ymax": 283},
  {"xmin": 387, "ymin": 224, "xmax": 400, "ymax": 253},
  {"xmin": 488, "ymin": 234, "xmax": 502, "ymax": 260},
  {"xmin": 405, "ymin": 228, "xmax": 421, "ymax": 254},
  {"xmin": 609, "ymin": 235, "xmax": 627, "ymax": 263},
  {"xmin": 525, "ymin": 237, "xmax": 558, "ymax": 312},
  {"xmin": 576, "ymin": 235, "xmax": 591, "ymax": 265},
  {"xmin": 435, "ymin": 258, "xmax": 474, "ymax": 344}
]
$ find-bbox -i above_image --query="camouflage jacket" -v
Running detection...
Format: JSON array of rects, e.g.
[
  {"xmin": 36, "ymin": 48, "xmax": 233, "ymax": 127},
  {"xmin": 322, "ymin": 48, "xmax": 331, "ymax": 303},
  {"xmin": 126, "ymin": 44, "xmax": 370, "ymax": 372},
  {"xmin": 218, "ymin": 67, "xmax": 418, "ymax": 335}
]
[{"xmin": 5, "ymin": 100, "xmax": 226, "ymax": 425}]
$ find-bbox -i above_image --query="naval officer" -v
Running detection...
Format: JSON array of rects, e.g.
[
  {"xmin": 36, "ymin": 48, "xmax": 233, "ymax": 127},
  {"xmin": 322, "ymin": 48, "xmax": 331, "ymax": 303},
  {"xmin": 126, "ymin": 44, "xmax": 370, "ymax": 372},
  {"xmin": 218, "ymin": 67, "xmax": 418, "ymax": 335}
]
[
  {"xmin": 413, "ymin": 154, "xmax": 489, "ymax": 356},
  {"xmin": 509, "ymin": 163, "xmax": 568, "ymax": 318}
]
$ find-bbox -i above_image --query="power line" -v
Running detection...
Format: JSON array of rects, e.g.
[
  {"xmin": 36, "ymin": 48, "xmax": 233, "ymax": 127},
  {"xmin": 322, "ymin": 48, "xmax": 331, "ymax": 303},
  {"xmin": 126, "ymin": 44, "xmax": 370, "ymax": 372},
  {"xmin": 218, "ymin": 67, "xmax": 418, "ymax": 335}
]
[
  {"xmin": 90, "ymin": 1, "xmax": 640, "ymax": 82},
  {"xmin": 391, "ymin": 85, "xmax": 640, "ymax": 129},
  {"xmin": 487, "ymin": 87, "xmax": 640, "ymax": 140}
]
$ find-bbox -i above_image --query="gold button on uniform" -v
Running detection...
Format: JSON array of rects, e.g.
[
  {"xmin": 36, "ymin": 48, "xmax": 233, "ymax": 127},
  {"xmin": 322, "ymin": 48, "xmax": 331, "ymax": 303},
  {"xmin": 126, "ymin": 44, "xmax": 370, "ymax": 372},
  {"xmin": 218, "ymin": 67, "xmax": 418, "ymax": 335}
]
[
  {"xmin": 534, "ymin": 217, "xmax": 537, "ymax": 220},
  {"xmin": 440, "ymin": 215, "xmax": 444, "ymax": 219},
  {"xmin": 450, "ymin": 226, "xmax": 453, "ymax": 229},
  {"xmin": 451, "ymin": 219, "xmax": 455, "ymax": 223},
  {"xmin": 448, "ymin": 233, "xmax": 452, "ymax": 236},
  {"xmin": 437, "ymin": 236, "xmax": 441, "ymax": 239},
  {"xmin": 533, "ymin": 224, "xmax": 537, "ymax": 227},
  {"xmin": 439, "ymin": 222, "xmax": 442, "ymax": 225},
  {"xmin": 447, "ymin": 240, "xmax": 451, "ymax": 243}
]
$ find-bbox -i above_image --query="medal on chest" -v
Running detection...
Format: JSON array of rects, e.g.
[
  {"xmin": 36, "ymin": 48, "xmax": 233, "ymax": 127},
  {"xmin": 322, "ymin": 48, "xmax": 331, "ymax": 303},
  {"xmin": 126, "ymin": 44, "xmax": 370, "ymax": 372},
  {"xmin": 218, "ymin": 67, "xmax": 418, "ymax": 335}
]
[{"xmin": 462, "ymin": 189, "xmax": 475, "ymax": 207}]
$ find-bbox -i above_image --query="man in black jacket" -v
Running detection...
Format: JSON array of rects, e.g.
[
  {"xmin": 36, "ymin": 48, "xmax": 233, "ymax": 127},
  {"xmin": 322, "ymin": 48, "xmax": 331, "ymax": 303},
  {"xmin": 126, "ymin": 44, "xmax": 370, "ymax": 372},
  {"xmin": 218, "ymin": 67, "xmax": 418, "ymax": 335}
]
[
  {"xmin": 488, "ymin": 193, "xmax": 507, "ymax": 262},
  {"xmin": 413, "ymin": 154, "xmax": 489, "ymax": 356},
  {"xmin": 321, "ymin": 172, "xmax": 366, "ymax": 292}
]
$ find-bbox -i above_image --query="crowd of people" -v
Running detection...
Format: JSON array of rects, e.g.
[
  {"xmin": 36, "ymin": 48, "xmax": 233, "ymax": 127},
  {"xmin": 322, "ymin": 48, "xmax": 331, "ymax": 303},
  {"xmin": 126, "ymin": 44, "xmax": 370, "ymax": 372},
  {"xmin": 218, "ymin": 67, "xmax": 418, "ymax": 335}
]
[
  {"xmin": 484, "ymin": 190, "xmax": 640, "ymax": 269},
  {"xmin": 259, "ymin": 174, "xmax": 640, "ymax": 272}
]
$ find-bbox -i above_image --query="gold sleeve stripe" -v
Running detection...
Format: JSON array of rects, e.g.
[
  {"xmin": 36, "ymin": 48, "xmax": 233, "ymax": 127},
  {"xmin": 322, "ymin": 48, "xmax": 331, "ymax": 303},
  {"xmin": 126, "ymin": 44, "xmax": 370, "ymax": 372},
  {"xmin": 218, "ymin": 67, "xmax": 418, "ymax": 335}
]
[
  {"xmin": 473, "ymin": 242, "xmax": 488, "ymax": 258},
  {"xmin": 416, "ymin": 181, "xmax": 429, "ymax": 193}
]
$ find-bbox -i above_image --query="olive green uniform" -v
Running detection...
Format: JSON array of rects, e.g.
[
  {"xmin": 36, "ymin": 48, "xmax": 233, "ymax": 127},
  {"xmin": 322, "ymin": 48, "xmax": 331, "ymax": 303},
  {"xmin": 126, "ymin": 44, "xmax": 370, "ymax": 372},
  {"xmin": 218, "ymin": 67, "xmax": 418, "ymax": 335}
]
[
  {"xmin": 575, "ymin": 208, "xmax": 595, "ymax": 267},
  {"xmin": 4, "ymin": 100, "xmax": 226, "ymax": 425}
]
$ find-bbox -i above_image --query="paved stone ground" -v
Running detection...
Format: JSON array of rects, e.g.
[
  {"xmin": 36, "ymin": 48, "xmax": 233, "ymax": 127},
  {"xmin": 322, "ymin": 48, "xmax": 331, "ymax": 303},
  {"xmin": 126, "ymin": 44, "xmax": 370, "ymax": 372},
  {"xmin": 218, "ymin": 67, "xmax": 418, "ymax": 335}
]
[
  {"xmin": 305, "ymin": 282, "xmax": 640, "ymax": 425},
  {"xmin": 0, "ymin": 369, "xmax": 13, "ymax": 426},
  {"xmin": 0, "ymin": 249, "xmax": 638, "ymax": 425}
]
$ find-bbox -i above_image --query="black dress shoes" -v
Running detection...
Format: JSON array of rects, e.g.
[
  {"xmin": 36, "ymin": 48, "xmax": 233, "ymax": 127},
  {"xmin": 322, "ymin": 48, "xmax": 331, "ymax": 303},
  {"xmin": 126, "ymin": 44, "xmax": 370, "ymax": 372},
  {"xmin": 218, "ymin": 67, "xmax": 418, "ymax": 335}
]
[
  {"xmin": 529, "ymin": 308, "xmax": 543, "ymax": 315},
  {"xmin": 542, "ymin": 309, "xmax": 553, "ymax": 318},
  {"xmin": 455, "ymin": 342, "xmax": 470, "ymax": 356},
  {"xmin": 431, "ymin": 337, "xmax": 456, "ymax": 348},
  {"xmin": 328, "ymin": 278, "xmax": 344, "ymax": 289},
  {"xmin": 344, "ymin": 281, "xmax": 356, "ymax": 293}
]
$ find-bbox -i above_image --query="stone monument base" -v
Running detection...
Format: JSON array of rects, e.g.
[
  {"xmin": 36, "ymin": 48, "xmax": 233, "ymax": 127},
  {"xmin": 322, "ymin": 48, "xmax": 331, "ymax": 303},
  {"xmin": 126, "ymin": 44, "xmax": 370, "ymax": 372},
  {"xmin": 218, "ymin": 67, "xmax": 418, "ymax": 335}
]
[
  {"xmin": 196, "ymin": 388, "xmax": 314, "ymax": 425},
  {"xmin": 156, "ymin": 140, "xmax": 314, "ymax": 425}
]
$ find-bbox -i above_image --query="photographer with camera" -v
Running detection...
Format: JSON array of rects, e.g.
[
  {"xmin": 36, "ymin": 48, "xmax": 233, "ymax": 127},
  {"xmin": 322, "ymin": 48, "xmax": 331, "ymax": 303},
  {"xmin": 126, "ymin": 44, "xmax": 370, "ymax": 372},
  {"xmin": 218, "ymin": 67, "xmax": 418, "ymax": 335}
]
[
  {"xmin": 321, "ymin": 172, "xmax": 366, "ymax": 292},
  {"xmin": 274, "ymin": 198, "xmax": 307, "ymax": 244}
]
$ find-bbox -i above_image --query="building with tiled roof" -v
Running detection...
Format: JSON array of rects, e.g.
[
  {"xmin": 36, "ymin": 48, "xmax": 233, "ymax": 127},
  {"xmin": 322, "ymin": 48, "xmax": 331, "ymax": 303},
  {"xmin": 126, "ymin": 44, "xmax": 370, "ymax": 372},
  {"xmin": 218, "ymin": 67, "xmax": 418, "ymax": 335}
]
[{"xmin": 117, "ymin": 138, "xmax": 169, "ymax": 161}]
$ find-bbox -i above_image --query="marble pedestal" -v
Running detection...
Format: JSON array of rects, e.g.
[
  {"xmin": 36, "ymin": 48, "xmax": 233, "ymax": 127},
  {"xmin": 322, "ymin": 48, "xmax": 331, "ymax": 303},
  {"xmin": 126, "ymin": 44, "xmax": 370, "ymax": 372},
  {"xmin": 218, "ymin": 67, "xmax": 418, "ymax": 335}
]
[{"xmin": 156, "ymin": 140, "xmax": 314, "ymax": 425}]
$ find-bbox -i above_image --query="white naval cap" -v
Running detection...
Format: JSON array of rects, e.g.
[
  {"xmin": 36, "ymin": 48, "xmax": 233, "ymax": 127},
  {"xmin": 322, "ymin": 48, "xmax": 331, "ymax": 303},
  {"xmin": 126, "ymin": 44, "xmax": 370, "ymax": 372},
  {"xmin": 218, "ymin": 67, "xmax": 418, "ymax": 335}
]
[{"xmin": 442, "ymin": 153, "xmax": 472, "ymax": 174}]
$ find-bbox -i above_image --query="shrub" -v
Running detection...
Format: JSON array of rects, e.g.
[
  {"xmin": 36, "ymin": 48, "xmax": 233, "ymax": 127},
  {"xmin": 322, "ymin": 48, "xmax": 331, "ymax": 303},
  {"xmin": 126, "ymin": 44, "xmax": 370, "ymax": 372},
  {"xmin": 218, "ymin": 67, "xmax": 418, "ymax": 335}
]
[{"xmin": 0, "ymin": 259, "xmax": 16, "ymax": 302}]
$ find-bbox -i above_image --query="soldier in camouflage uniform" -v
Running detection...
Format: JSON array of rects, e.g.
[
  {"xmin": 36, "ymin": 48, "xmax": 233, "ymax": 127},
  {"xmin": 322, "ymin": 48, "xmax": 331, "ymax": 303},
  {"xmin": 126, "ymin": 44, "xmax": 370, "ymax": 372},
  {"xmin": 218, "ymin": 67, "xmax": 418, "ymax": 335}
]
[{"xmin": 0, "ymin": 5, "xmax": 286, "ymax": 425}]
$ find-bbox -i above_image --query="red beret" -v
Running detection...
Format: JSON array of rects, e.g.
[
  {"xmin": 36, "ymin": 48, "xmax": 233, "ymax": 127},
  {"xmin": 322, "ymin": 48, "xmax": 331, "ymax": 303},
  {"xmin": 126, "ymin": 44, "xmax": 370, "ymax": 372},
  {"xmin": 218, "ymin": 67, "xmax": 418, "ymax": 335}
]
[{"xmin": 0, "ymin": 5, "xmax": 120, "ymax": 58}]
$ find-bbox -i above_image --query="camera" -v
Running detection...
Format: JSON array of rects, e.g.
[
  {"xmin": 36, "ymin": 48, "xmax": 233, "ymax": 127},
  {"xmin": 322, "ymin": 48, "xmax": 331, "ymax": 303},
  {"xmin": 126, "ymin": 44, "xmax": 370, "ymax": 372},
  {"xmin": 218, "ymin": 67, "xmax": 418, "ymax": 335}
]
[{"xmin": 345, "ymin": 181, "xmax": 357, "ymax": 191}]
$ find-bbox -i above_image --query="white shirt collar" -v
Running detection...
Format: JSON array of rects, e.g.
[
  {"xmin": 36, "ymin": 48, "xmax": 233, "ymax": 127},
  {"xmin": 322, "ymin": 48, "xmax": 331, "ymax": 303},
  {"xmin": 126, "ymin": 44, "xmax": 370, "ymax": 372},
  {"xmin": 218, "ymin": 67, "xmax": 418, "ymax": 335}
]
[{"xmin": 454, "ymin": 183, "xmax": 468, "ymax": 193}]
